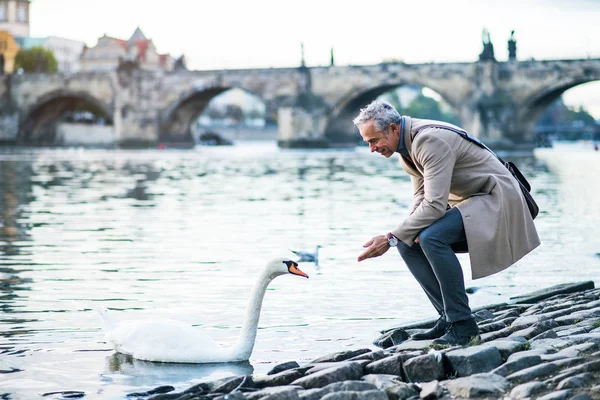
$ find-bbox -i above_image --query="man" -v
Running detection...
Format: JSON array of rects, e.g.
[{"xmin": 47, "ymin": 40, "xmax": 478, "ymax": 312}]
[{"xmin": 353, "ymin": 100, "xmax": 540, "ymax": 346}]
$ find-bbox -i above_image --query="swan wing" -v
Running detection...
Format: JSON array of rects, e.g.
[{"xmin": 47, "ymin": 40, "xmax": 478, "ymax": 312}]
[{"xmin": 106, "ymin": 319, "xmax": 234, "ymax": 363}]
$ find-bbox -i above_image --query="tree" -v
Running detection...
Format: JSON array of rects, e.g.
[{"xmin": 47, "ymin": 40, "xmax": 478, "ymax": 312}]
[
  {"xmin": 225, "ymin": 104, "xmax": 244, "ymax": 124},
  {"xmin": 536, "ymin": 98, "xmax": 596, "ymax": 127},
  {"xmin": 14, "ymin": 47, "xmax": 58, "ymax": 73},
  {"xmin": 381, "ymin": 87, "xmax": 460, "ymax": 125},
  {"xmin": 404, "ymin": 93, "xmax": 460, "ymax": 125}
]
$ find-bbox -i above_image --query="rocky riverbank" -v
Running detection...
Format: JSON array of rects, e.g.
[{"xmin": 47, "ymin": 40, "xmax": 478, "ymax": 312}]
[{"xmin": 135, "ymin": 281, "xmax": 600, "ymax": 400}]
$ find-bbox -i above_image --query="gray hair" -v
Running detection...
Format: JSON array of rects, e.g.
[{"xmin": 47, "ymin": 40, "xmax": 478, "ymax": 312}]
[{"xmin": 352, "ymin": 100, "xmax": 402, "ymax": 133}]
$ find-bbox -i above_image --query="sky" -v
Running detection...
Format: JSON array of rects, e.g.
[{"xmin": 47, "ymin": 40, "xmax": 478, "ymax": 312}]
[{"xmin": 29, "ymin": 0, "xmax": 600, "ymax": 116}]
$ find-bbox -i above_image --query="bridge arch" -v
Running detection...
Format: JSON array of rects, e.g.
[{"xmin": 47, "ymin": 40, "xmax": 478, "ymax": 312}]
[
  {"xmin": 159, "ymin": 85, "xmax": 269, "ymax": 146},
  {"xmin": 18, "ymin": 90, "xmax": 114, "ymax": 145},
  {"xmin": 323, "ymin": 82, "xmax": 459, "ymax": 144},
  {"xmin": 519, "ymin": 73, "xmax": 600, "ymax": 131}
]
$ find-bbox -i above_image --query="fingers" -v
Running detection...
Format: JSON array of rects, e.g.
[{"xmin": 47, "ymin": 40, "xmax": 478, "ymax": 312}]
[
  {"xmin": 357, "ymin": 248, "xmax": 374, "ymax": 262},
  {"xmin": 362, "ymin": 238, "xmax": 374, "ymax": 248}
]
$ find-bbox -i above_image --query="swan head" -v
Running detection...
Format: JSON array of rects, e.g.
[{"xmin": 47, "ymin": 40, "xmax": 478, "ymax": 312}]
[{"xmin": 266, "ymin": 258, "xmax": 309, "ymax": 279}]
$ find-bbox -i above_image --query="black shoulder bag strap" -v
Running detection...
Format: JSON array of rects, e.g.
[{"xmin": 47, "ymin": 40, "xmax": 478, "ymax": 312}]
[{"xmin": 414, "ymin": 123, "xmax": 539, "ymax": 219}]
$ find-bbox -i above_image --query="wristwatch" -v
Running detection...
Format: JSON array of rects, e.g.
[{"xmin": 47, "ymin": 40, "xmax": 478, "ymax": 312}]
[{"xmin": 387, "ymin": 232, "xmax": 399, "ymax": 247}]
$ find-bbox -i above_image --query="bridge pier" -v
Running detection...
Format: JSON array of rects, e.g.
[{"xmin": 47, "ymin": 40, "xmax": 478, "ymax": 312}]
[{"xmin": 277, "ymin": 107, "xmax": 330, "ymax": 148}]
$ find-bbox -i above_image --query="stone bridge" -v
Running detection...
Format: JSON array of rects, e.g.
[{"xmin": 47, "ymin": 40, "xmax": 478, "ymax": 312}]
[{"xmin": 1, "ymin": 57, "xmax": 599, "ymax": 149}]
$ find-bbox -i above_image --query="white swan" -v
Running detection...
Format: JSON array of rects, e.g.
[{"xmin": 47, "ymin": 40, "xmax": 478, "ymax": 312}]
[{"xmin": 97, "ymin": 258, "xmax": 308, "ymax": 363}]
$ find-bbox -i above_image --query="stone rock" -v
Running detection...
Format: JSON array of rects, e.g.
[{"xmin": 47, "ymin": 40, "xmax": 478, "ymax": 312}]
[
  {"xmin": 536, "ymin": 389, "xmax": 572, "ymax": 400},
  {"xmin": 492, "ymin": 309, "xmax": 520, "ymax": 321},
  {"xmin": 509, "ymin": 381, "xmax": 547, "ymax": 399},
  {"xmin": 507, "ymin": 348, "xmax": 554, "ymax": 362},
  {"xmin": 480, "ymin": 326, "xmax": 514, "ymax": 342},
  {"xmin": 253, "ymin": 370, "xmax": 305, "ymax": 388},
  {"xmin": 531, "ymin": 329, "xmax": 558, "ymax": 341},
  {"xmin": 361, "ymin": 374, "xmax": 403, "ymax": 389},
  {"xmin": 477, "ymin": 321, "xmax": 507, "ymax": 334},
  {"xmin": 490, "ymin": 355, "xmax": 542, "ymax": 376},
  {"xmin": 215, "ymin": 392, "xmax": 247, "ymax": 400},
  {"xmin": 509, "ymin": 320, "xmax": 559, "ymax": 340},
  {"xmin": 347, "ymin": 351, "xmax": 386, "ymax": 362},
  {"xmin": 541, "ymin": 342, "xmax": 600, "ymax": 362},
  {"xmin": 444, "ymin": 345, "xmax": 503, "ymax": 377},
  {"xmin": 569, "ymin": 394, "xmax": 593, "ymax": 400},
  {"xmin": 246, "ymin": 386, "xmax": 302, "ymax": 400},
  {"xmin": 385, "ymin": 383, "xmax": 419, "ymax": 400},
  {"xmin": 419, "ymin": 380, "xmax": 442, "ymax": 400},
  {"xmin": 292, "ymin": 363, "xmax": 364, "ymax": 389},
  {"xmin": 298, "ymin": 381, "xmax": 376, "ymax": 400},
  {"xmin": 556, "ymin": 326, "xmax": 592, "ymax": 337},
  {"xmin": 268, "ymin": 362, "xmax": 300, "ymax": 375},
  {"xmin": 506, "ymin": 362, "xmax": 559, "ymax": 384},
  {"xmin": 373, "ymin": 328, "xmax": 410, "ymax": 349},
  {"xmin": 482, "ymin": 339, "xmax": 529, "ymax": 361},
  {"xmin": 556, "ymin": 372, "xmax": 594, "ymax": 390},
  {"xmin": 553, "ymin": 356, "xmax": 584, "ymax": 369},
  {"xmin": 443, "ymin": 373, "xmax": 509, "ymax": 398},
  {"xmin": 509, "ymin": 281, "xmax": 595, "ymax": 304},
  {"xmin": 364, "ymin": 354, "xmax": 405, "ymax": 379},
  {"xmin": 473, "ymin": 309, "xmax": 495, "ymax": 322},
  {"xmin": 128, "ymin": 385, "xmax": 174, "ymax": 397},
  {"xmin": 510, "ymin": 315, "xmax": 549, "ymax": 331},
  {"xmin": 402, "ymin": 353, "xmax": 445, "ymax": 383},
  {"xmin": 304, "ymin": 362, "xmax": 363, "ymax": 375},
  {"xmin": 180, "ymin": 375, "xmax": 246, "ymax": 396},
  {"xmin": 211, "ymin": 376, "xmax": 248, "ymax": 394},
  {"xmin": 310, "ymin": 349, "xmax": 371, "ymax": 363},
  {"xmin": 320, "ymin": 390, "xmax": 387, "ymax": 400},
  {"xmin": 529, "ymin": 337, "xmax": 575, "ymax": 350},
  {"xmin": 389, "ymin": 340, "xmax": 433, "ymax": 352}
]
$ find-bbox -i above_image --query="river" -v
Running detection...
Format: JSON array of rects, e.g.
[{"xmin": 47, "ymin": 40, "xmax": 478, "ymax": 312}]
[{"xmin": 1, "ymin": 141, "xmax": 599, "ymax": 399}]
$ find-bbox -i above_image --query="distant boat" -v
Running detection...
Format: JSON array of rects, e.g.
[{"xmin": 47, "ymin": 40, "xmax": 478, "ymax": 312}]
[{"xmin": 197, "ymin": 131, "xmax": 233, "ymax": 146}]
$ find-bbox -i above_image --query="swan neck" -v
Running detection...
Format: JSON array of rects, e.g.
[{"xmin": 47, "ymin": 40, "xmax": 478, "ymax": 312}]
[{"xmin": 230, "ymin": 270, "xmax": 272, "ymax": 360}]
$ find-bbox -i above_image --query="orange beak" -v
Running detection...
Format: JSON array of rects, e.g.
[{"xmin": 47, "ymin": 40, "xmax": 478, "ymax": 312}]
[{"xmin": 289, "ymin": 264, "xmax": 309, "ymax": 278}]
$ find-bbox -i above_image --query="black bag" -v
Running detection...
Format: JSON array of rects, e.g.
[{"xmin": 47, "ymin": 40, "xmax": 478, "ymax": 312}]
[
  {"xmin": 500, "ymin": 159, "xmax": 539, "ymax": 219},
  {"xmin": 415, "ymin": 122, "xmax": 539, "ymax": 220}
]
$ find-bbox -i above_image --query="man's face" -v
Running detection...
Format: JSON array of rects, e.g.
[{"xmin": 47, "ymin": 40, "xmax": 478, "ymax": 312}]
[{"xmin": 358, "ymin": 119, "xmax": 399, "ymax": 159}]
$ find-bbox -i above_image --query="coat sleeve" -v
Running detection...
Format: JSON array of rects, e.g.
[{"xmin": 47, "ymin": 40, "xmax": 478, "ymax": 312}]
[
  {"xmin": 410, "ymin": 175, "xmax": 424, "ymax": 215},
  {"xmin": 392, "ymin": 134, "xmax": 456, "ymax": 246},
  {"xmin": 399, "ymin": 156, "xmax": 425, "ymax": 215}
]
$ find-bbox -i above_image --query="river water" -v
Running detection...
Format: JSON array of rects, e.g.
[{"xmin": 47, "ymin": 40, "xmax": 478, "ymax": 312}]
[{"xmin": 1, "ymin": 141, "xmax": 599, "ymax": 399}]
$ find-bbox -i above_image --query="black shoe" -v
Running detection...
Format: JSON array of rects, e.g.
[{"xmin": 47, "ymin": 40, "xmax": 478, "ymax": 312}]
[
  {"xmin": 432, "ymin": 317, "xmax": 480, "ymax": 346},
  {"xmin": 410, "ymin": 316, "xmax": 449, "ymax": 340}
]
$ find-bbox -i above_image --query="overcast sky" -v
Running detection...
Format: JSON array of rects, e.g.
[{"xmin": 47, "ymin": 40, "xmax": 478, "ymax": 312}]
[{"xmin": 30, "ymin": 0, "xmax": 600, "ymax": 116}]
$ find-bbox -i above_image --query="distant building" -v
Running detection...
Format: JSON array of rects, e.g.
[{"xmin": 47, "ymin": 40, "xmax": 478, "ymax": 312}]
[
  {"xmin": 15, "ymin": 35, "xmax": 85, "ymax": 73},
  {"xmin": 80, "ymin": 27, "xmax": 173, "ymax": 72},
  {"xmin": 0, "ymin": 0, "xmax": 30, "ymax": 37},
  {"xmin": 0, "ymin": 29, "xmax": 20, "ymax": 74}
]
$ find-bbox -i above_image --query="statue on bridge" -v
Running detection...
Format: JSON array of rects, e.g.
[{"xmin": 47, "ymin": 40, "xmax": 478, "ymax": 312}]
[
  {"xmin": 508, "ymin": 30, "xmax": 517, "ymax": 61},
  {"xmin": 479, "ymin": 28, "xmax": 496, "ymax": 62}
]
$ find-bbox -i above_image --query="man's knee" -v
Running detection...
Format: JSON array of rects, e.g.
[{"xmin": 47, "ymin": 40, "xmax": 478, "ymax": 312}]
[{"xmin": 418, "ymin": 228, "xmax": 444, "ymax": 251}]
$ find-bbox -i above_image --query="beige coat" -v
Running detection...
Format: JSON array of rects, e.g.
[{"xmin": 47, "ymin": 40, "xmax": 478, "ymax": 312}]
[{"xmin": 391, "ymin": 117, "xmax": 541, "ymax": 279}]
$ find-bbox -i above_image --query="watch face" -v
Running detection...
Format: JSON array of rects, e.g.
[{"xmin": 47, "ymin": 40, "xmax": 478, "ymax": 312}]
[{"xmin": 388, "ymin": 236, "xmax": 398, "ymax": 247}]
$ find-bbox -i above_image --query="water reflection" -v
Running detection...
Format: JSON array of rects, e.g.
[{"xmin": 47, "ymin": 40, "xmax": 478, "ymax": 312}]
[
  {"xmin": 1, "ymin": 159, "xmax": 37, "ymax": 357},
  {"xmin": 105, "ymin": 353, "xmax": 253, "ymax": 388},
  {"xmin": 1, "ymin": 160, "xmax": 34, "ymax": 257}
]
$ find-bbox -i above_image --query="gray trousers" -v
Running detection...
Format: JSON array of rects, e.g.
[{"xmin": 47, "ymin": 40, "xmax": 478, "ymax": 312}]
[{"xmin": 396, "ymin": 207, "xmax": 472, "ymax": 323}]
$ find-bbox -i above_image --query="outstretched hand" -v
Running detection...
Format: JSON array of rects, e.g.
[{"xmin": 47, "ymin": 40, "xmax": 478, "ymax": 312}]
[{"xmin": 357, "ymin": 234, "xmax": 390, "ymax": 262}]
